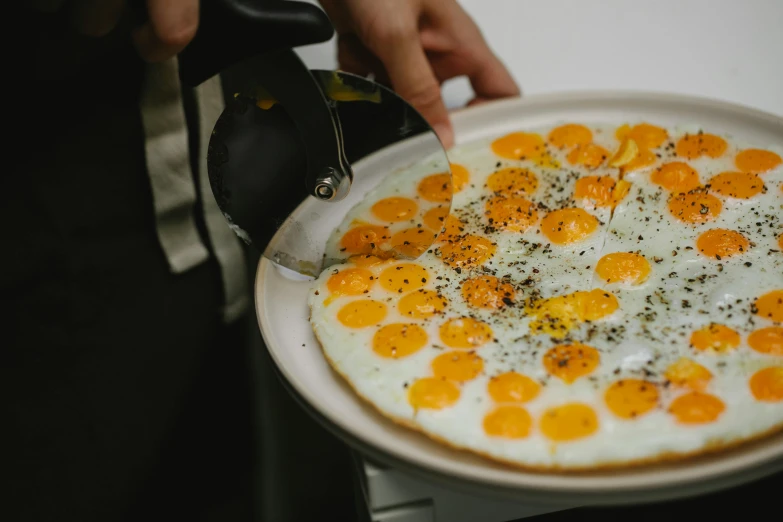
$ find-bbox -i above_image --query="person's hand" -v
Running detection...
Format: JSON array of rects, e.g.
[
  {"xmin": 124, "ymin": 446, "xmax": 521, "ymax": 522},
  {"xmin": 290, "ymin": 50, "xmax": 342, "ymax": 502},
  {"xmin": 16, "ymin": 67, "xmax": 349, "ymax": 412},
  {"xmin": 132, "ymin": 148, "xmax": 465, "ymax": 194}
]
[
  {"xmin": 318, "ymin": 0, "xmax": 520, "ymax": 148},
  {"xmin": 30, "ymin": 0, "xmax": 199, "ymax": 63}
]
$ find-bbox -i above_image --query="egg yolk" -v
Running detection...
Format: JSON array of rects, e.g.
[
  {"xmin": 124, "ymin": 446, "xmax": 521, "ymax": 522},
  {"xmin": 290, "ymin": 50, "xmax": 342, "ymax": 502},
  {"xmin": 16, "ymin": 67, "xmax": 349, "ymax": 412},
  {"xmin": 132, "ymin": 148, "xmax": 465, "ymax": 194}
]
[
  {"xmin": 484, "ymin": 195, "xmax": 538, "ymax": 232},
  {"xmin": 483, "ymin": 406, "xmax": 533, "ymax": 439},
  {"xmin": 696, "ymin": 229, "xmax": 750, "ymax": 260},
  {"xmin": 486, "ymin": 167, "xmax": 538, "ymax": 196},
  {"xmin": 439, "ymin": 317, "xmax": 493, "ymax": 349},
  {"xmin": 668, "ymin": 391, "xmax": 725, "ymax": 424},
  {"xmin": 491, "ymin": 132, "xmax": 545, "ymax": 160},
  {"xmin": 748, "ymin": 327, "xmax": 783, "ymax": 355},
  {"xmin": 373, "ymin": 323, "xmax": 428, "ymax": 358},
  {"xmin": 437, "ymin": 234, "xmax": 495, "ymax": 268},
  {"xmin": 431, "ymin": 351, "xmax": 484, "ymax": 382},
  {"xmin": 616, "ymin": 123, "xmax": 668, "ymax": 149},
  {"xmin": 604, "ymin": 379, "xmax": 659, "ymax": 419},
  {"xmin": 371, "ymin": 197, "xmax": 419, "ymax": 222},
  {"xmin": 749, "ymin": 367, "xmax": 783, "ymax": 402},
  {"xmin": 676, "ymin": 133, "xmax": 727, "ymax": 159},
  {"xmin": 540, "ymin": 403, "xmax": 599, "ymax": 442},
  {"xmin": 779, "ymin": 233, "xmax": 783, "ymax": 251},
  {"xmin": 422, "ymin": 206, "xmax": 449, "ymax": 233},
  {"xmin": 543, "ymin": 343, "xmax": 600, "ymax": 383},
  {"xmin": 735, "ymin": 148, "xmax": 782, "ymax": 174},
  {"xmin": 449, "ymin": 163, "xmax": 471, "ymax": 192},
  {"xmin": 337, "ymin": 300, "xmax": 387, "ymax": 328},
  {"xmin": 327, "ymin": 268, "xmax": 374, "ymax": 297},
  {"xmin": 664, "ymin": 357, "xmax": 712, "ymax": 391},
  {"xmin": 754, "ymin": 290, "xmax": 783, "ymax": 323},
  {"xmin": 487, "ymin": 372, "xmax": 540, "ymax": 403},
  {"xmin": 461, "ymin": 275, "xmax": 515, "ymax": 309},
  {"xmin": 527, "ymin": 289, "xmax": 619, "ymax": 337},
  {"xmin": 417, "ymin": 173, "xmax": 453, "ymax": 203},
  {"xmin": 668, "ymin": 190, "xmax": 722, "ymax": 224},
  {"xmin": 651, "ymin": 162, "xmax": 701, "ymax": 193},
  {"xmin": 548, "ymin": 124, "xmax": 593, "ymax": 149},
  {"xmin": 348, "ymin": 254, "xmax": 384, "ymax": 268},
  {"xmin": 398, "ymin": 289, "xmax": 448, "ymax": 318},
  {"xmin": 540, "ymin": 208, "xmax": 599, "ymax": 245},
  {"xmin": 390, "ymin": 227, "xmax": 436, "ymax": 258},
  {"xmin": 340, "ymin": 225, "xmax": 391, "ymax": 255},
  {"xmin": 595, "ymin": 252, "xmax": 651, "ymax": 285},
  {"xmin": 567, "ymin": 143, "xmax": 610, "ymax": 169},
  {"xmin": 408, "ymin": 377, "xmax": 460, "ymax": 410},
  {"xmin": 379, "ymin": 263, "xmax": 430, "ymax": 294},
  {"xmin": 690, "ymin": 323, "xmax": 741, "ymax": 353},
  {"xmin": 622, "ymin": 147, "xmax": 657, "ymax": 173},
  {"xmin": 574, "ymin": 176, "xmax": 616, "ymax": 207},
  {"xmin": 708, "ymin": 172, "xmax": 765, "ymax": 199}
]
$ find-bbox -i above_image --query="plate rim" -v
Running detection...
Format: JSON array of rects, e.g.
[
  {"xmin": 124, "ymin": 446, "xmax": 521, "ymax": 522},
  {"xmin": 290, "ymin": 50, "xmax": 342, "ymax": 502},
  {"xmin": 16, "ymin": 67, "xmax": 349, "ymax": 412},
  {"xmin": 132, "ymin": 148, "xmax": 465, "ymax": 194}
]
[{"xmin": 254, "ymin": 89, "xmax": 783, "ymax": 503}]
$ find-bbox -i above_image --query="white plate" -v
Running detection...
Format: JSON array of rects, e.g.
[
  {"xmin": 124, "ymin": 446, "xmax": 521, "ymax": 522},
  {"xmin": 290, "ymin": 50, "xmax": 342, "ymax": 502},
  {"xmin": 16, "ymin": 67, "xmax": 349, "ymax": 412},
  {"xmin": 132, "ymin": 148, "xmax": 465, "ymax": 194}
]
[{"xmin": 255, "ymin": 91, "xmax": 783, "ymax": 506}]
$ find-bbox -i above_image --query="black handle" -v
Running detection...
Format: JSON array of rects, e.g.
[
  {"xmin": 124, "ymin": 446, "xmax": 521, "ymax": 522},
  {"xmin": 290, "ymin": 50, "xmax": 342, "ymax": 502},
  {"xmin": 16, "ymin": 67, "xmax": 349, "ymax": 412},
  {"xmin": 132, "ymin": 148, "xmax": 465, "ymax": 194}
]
[{"xmin": 134, "ymin": 0, "xmax": 335, "ymax": 87}]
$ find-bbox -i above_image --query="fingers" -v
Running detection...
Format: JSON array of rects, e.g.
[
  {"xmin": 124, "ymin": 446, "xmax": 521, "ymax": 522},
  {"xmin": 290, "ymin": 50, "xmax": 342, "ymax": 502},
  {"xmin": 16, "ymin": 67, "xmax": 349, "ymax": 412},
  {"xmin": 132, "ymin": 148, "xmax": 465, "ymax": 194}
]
[
  {"xmin": 368, "ymin": 27, "xmax": 454, "ymax": 148},
  {"xmin": 466, "ymin": 52, "xmax": 521, "ymax": 103},
  {"xmin": 67, "ymin": 0, "xmax": 126, "ymax": 37},
  {"xmin": 133, "ymin": 0, "xmax": 199, "ymax": 63}
]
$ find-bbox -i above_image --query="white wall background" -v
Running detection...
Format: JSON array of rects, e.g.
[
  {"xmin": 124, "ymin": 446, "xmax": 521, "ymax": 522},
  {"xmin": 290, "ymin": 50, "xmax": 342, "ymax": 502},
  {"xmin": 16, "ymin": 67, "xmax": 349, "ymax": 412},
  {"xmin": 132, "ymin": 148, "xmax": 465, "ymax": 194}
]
[{"xmin": 296, "ymin": 0, "xmax": 783, "ymax": 116}]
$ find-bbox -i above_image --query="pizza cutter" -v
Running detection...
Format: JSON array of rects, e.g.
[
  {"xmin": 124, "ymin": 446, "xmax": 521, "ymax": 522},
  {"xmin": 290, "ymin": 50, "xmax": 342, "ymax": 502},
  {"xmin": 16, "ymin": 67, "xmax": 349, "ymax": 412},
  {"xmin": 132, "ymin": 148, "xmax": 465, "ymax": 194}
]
[{"xmin": 167, "ymin": 0, "xmax": 453, "ymax": 277}]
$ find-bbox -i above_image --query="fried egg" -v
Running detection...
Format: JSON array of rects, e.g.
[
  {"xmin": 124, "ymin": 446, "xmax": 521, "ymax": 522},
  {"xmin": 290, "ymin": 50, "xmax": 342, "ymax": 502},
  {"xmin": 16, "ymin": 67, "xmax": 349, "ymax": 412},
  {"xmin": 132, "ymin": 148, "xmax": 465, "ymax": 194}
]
[{"xmin": 308, "ymin": 121, "xmax": 783, "ymax": 469}]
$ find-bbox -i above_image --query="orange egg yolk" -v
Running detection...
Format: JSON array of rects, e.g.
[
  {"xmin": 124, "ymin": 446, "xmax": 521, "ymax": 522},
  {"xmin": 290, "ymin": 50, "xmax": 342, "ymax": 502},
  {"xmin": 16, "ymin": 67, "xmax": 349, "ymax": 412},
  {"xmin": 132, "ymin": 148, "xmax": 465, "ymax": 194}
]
[
  {"xmin": 651, "ymin": 162, "xmax": 701, "ymax": 193},
  {"xmin": 327, "ymin": 268, "xmax": 374, "ymax": 297},
  {"xmin": 408, "ymin": 377, "xmax": 460, "ymax": 410},
  {"xmin": 422, "ymin": 206, "xmax": 449, "ymax": 233},
  {"xmin": 486, "ymin": 167, "xmax": 539, "ymax": 196},
  {"xmin": 605, "ymin": 379, "xmax": 659, "ymax": 419},
  {"xmin": 664, "ymin": 358, "xmax": 712, "ymax": 391},
  {"xmin": 440, "ymin": 317, "xmax": 492, "ymax": 348},
  {"xmin": 491, "ymin": 132, "xmax": 545, "ymax": 160},
  {"xmin": 543, "ymin": 343, "xmax": 600, "ymax": 383},
  {"xmin": 527, "ymin": 289, "xmax": 619, "ymax": 337},
  {"xmin": 461, "ymin": 275, "xmax": 515, "ymax": 309},
  {"xmin": 484, "ymin": 195, "xmax": 538, "ymax": 232},
  {"xmin": 390, "ymin": 227, "xmax": 436, "ymax": 258},
  {"xmin": 348, "ymin": 254, "xmax": 384, "ymax": 268},
  {"xmin": 668, "ymin": 391, "xmax": 725, "ymax": 424},
  {"xmin": 622, "ymin": 147, "xmax": 657, "ymax": 173},
  {"xmin": 616, "ymin": 123, "xmax": 668, "ymax": 149},
  {"xmin": 483, "ymin": 406, "xmax": 533, "ymax": 439},
  {"xmin": 668, "ymin": 190, "xmax": 722, "ymax": 224},
  {"xmin": 749, "ymin": 367, "xmax": 783, "ymax": 402},
  {"xmin": 439, "ymin": 317, "xmax": 493, "ymax": 349},
  {"xmin": 690, "ymin": 323, "xmax": 741, "ymax": 353},
  {"xmin": 748, "ymin": 327, "xmax": 783, "ymax": 355},
  {"xmin": 676, "ymin": 133, "xmax": 727, "ymax": 159},
  {"xmin": 754, "ymin": 290, "xmax": 783, "ymax": 323},
  {"xmin": 574, "ymin": 175, "xmax": 617, "ymax": 207},
  {"xmin": 373, "ymin": 323, "xmax": 428, "ymax": 358},
  {"xmin": 696, "ymin": 229, "xmax": 750, "ymax": 260},
  {"xmin": 337, "ymin": 299, "xmax": 387, "ymax": 328},
  {"xmin": 540, "ymin": 403, "xmax": 599, "ymax": 442},
  {"xmin": 398, "ymin": 289, "xmax": 448, "ymax": 318},
  {"xmin": 437, "ymin": 234, "xmax": 495, "ymax": 268},
  {"xmin": 417, "ymin": 173, "xmax": 453, "ymax": 203},
  {"xmin": 595, "ymin": 252, "xmax": 652, "ymax": 285},
  {"xmin": 449, "ymin": 163, "xmax": 471, "ymax": 192},
  {"xmin": 378, "ymin": 263, "xmax": 430, "ymax": 294},
  {"xmin": 340, "ymin": 225, "xmax": 391, "ymax": 255},
  {"xmin": 487, "ymin": 372, "xmax": 540, "ymax": 403},
  {"xmin": 567, "ymin": 143, "xmax": 610, "ymax": 169},
  {"xmin": 735, "ymin": 148, "xmax": 782, "ymax": 174},
  {"xmin": 540, "ymin": 208, "xmax": 599, "ymax": 245},
  {"xmin": 709, "ymin": 172, "xmax": 765, "ymax": 199},
  {"xmin": 431, "ymin": 351, "xmax": 484, "ymax": 382},
  {"xmin": 548, "ymin": 124, "xmax": 593, "ymax": 149},
  {"xmin": 371, "ymin": 197, "xmax": 419, "ymax": 222}
]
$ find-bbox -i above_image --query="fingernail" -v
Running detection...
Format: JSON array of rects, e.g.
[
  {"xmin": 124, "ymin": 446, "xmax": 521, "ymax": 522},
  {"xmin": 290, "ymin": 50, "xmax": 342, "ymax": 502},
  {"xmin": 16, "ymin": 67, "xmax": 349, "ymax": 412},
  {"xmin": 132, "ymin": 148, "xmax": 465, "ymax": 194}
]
[{"xmin": 434, "ymin": 123, "xmax": 454, "ymax": 150}]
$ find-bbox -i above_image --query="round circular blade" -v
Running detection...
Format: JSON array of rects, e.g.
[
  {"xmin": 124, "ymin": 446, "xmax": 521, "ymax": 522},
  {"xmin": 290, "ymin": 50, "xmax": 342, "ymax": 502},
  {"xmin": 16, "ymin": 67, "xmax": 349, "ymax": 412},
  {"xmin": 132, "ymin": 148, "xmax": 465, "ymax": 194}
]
[{"xmin": 207, "ymin": 70, "xmax": 452, "ymax": 277}]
